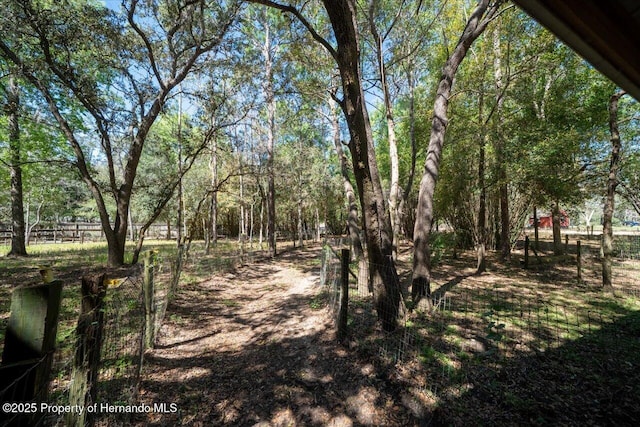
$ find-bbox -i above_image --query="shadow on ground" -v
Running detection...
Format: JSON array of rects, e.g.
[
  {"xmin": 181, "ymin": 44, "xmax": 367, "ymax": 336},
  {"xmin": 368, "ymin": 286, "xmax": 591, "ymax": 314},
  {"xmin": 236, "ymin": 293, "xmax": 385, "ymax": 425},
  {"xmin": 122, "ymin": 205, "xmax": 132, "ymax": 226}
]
[
  {"xmin": 425, "ymin": 307, "xmax": 640, "ymax": 426},
  {"xmin": 133, "ymin": 245, "xmax": 415, "ymax": 426}
]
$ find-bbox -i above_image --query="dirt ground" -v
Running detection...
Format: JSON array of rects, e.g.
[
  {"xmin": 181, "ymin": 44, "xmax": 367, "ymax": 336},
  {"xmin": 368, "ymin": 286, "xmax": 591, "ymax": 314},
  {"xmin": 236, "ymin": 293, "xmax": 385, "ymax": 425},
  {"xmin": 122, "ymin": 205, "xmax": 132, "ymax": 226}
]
[{"xmin": 134, "ymin": 245, "xmax": 417, "ymax": 426}]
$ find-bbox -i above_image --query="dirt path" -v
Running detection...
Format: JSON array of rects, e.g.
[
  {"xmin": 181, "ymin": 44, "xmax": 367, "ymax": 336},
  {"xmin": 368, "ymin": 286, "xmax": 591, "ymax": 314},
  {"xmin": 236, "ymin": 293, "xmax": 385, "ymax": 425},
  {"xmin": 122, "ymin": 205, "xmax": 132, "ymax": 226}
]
[{"xmin": 135, "ymin": 245, "xmax": 414, "ymax": 426}]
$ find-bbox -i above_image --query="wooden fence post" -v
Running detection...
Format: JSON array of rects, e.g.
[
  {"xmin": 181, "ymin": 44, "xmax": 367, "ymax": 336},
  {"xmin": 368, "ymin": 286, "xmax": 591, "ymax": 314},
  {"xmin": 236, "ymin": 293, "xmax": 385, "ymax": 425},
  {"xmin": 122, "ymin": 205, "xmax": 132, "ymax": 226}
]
[
  {"xmin": 0, "ymin": 280, "xmax": 63, "ymax": 409},
  {"xmin": 143, "ymin": 251, "xmax": 156, "ymax": 350},
  {"xmin": 524, "ymin": 236, "xmax": 530, "ymax": 269},
  {"xmin": 337, "ymin": 248, "xmax": 350, "ymax": 343},
  {"xmin": 66, "ymin": 274, "xmax": 106, "ymax": 427},
  {"xmin": 565, "ymin": 235, "xmax": 569, "ymax": 254},
  {"xmin": 577, "ymin": 240, "xmax": 582, "ymax": 281}
]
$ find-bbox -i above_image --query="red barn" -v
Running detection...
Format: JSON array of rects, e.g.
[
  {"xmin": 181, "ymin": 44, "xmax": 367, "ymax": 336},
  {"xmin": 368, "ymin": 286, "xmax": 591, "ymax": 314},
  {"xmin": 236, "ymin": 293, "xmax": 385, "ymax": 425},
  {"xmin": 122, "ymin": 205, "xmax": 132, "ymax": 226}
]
[{"xmin": 530, "ymin": 211, "xmax": 570, "ymax": 228}]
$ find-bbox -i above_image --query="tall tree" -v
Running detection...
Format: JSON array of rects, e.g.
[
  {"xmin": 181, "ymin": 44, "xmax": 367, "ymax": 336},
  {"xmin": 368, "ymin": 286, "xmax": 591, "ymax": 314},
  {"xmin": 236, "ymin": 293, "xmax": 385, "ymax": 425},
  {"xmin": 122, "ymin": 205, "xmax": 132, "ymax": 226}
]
[
  {"xmin": 262, "ymin": 11, "xmax": 278, "ymax": 257},
  {"xmin": 330, "ymin": 96, "xmax": 368, "ymax": 294},
  {"xmin": 510, "ymin": 29, "xmax": 612, "ymax": 256},
  {"xmin": 0, "ymin": 0, "xmax": 239, "ymax": 266},
  {"xmin": 602, "ymin": 90, "xmax": 626, "ymax": 290},
  {"xmin": 249, "ymin": 0, "xmax": 402, "ymax": 330},
  {"xmin": 3, "ymin": 74, "xmax": 27, "ymax": 256},
  {"xmin": 368, "ymin": 0, "xmax": 403, "ymax": 260},
  {"xmin": 412, "ymin": 0, "xmax": 505, "ymax": 307},
  {"xmin": 492, "ymin": 23, "xmax": 510, "ymax": 261},
  {"xmin": 619, "ymin": 151, "xmax": 640, "ymax": 216}
]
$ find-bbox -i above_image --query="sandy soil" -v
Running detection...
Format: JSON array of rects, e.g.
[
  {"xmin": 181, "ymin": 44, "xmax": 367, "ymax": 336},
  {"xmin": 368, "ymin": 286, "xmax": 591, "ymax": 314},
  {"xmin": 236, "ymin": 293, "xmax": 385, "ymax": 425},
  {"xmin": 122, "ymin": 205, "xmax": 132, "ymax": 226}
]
[{"xmin": 134, "ymin": 245, "xmax": 416, "ymax": 426}]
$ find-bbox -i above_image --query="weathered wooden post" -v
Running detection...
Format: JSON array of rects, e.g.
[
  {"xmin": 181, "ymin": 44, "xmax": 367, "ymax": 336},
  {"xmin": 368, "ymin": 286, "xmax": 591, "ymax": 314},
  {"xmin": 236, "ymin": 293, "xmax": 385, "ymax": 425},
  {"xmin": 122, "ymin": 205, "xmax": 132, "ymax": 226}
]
[
  {"xmin": 337, "ymin": 248, "xmax": 350, "ymax": 343},
  {"xmin": 143, "ymin": 251, "xmax": 156, "ymax": 350},
  {"xmin": 577, "ymin": 240, "xmax": 582, "ymax": 281},
  {"xmin": 524, "ymin": 236, "xmax": 530, "ymax": 269},
  {"xmin": 565, "ymin": 235, "xmax": 569, "ymax": 254},
  {"xmin": 0, "ymin": 279, "xmax": 63, "ymax": 413},
  {"xmin": 66, "ymin": 274, "xmax": 106, "ymax": 427}
]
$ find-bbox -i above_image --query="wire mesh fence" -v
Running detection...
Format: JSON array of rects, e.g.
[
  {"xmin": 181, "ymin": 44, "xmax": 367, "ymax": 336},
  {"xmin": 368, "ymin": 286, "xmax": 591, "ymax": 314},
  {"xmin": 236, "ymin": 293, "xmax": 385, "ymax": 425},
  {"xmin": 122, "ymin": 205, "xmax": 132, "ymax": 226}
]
[
  {"xmin": 95, "ymin": 273, "xmax": 145, "ymax": 426},
  {"xmin": 572, "ymin": 235, "xmax": 640, "ymax": 288},
  {"xmin": 320, "ymin": 235, "xmax": 640, "ymax": 416},
  {"xmin": 0, "ymin": 353, "xmax": 53, "ymax": 426},
  {"xmin": 0, "ymin": 246, "xmax": 185, "ymax": 427}
]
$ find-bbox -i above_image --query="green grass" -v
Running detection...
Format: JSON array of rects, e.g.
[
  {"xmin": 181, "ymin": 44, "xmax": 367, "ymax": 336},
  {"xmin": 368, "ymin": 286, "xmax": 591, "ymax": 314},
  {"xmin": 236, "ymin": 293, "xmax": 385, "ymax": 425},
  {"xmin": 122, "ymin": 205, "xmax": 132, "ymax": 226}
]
[
  {"xmin": 309, "ymin": 291, "xmax": 329, "ymax": 310},
  {"xmin": 0, "ymin": 238, "xmax": 251, "ymax": 356},
  {"xmin": 220, "ymin": 299, "xmax": 240, "ymax": 308}
]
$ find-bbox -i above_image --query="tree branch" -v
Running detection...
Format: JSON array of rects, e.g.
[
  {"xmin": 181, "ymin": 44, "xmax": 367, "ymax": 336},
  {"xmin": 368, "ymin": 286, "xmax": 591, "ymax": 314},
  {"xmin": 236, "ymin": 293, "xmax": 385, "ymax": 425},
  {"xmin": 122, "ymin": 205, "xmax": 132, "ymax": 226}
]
[
  {"xmin": 126, "ymin": 0, "xmax": 167, "ymax": 91},
  {"xmin": 246, "ymin": 0, "xmax": 338, "ymax": 60}
]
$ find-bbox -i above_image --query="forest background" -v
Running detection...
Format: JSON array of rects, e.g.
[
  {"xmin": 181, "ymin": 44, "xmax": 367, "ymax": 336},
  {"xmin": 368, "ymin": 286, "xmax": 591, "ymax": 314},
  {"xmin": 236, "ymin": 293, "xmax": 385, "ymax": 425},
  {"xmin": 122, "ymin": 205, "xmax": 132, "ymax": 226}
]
[{"xmin": 1, "ymin": 0, "xmax": 639, "ymax": 328}]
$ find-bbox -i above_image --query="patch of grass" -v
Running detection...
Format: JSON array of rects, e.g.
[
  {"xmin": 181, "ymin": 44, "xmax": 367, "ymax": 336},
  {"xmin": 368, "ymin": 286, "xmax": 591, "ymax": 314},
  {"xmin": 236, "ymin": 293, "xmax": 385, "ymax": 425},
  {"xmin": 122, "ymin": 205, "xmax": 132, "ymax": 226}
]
[
  {"xmin": 220, "ymin": 299, "xmax": 240, "ymax": 308},
  {"xmin": 169, "ymin": 313, "xmax": 188, "ymax": 325},
  {"xmin": 309, "ymin": 291, "xmax": 329, "ymax": 310},
  {"xmin": 262, "ymin": 283, "xmax": 288, "ymax": 292}
]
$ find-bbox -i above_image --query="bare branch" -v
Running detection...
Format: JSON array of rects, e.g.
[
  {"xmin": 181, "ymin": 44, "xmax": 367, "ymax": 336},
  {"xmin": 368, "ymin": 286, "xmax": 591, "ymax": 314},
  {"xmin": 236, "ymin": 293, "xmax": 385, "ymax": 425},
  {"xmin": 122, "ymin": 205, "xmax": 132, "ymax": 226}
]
[
  {"xmin": 246, "ymin": 0, "xmax": 338, "ymax": 60},
  {"xmin": 126, "ymin": 0, "xmax": 167, "ymax": 90}
]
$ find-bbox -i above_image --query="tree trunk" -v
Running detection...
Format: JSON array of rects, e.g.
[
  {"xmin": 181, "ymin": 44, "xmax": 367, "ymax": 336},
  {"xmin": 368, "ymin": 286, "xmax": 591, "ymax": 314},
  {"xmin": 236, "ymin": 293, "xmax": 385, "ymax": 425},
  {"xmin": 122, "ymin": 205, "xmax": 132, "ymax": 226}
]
[
  {"xmin": 25, "ymin": 200, "xmax": 44, "ymax": 246},
  {"xmin": 297, "ymin": 197, "xmax": 304, "ymax": 247},
  {"xmin": 493, "ymin": 25, "xmax": 510, "ymax": 262},
  {"xmin": 259, "ymin": 195, "xmax": 265, "ymax": 248},
  {"xmin": 476, "ymin": 84, "xmax": 487, "ymax": 274},
  {"xmin": 208, "ymin": 136, "xmax": 218, "ymax": 253},
  {"xmin": 0, "ymin": 2, "xmax": 238, "ymax": 267},
  {"xmin": 369, "ymin": 3, "xmax": 402, "ymax": 261},
  {"xmin": 619, "ymin": 182, "xmax": 640, "ymax": 217},
  {"xmin": 552, "ymin": 201, "xmax": 563, "ymax": 255},
  {"xmin": 330, "ymin": 98, "xmax": 369, "ymax": 294},
  {"xmin": 499, "ymin": 180, "xmax": 510, "ymax": 260},
  {"xmin": 6, "ymin": 75, "xmax": 27, "ymax": 257},
  {"xmin": 413, "ymin": 0, "xmax": 503, "ymax": 308},
  {"xmin": 249, "ymin": 202, "xmax": 255, "ymax": 246},
  {"xmin": 323, "ymin": 0, "xmax": 401, "ymax": 330},
  {"xmin": 263, "ymin": 16, "xmax": 277, "ymax": 258},
  {"xmin": 400, "ymin": 65, "xmax": 418, "ymax": 239},
  {"xmin": 477, "ymin": 132, "xmax": 487, "ymax": 273},
  {"xmin": 105, "ymin": 221, "xmax": 127, "ymax": 267},
  {"xmin": 239, "ymin": 171, "xmax": 245, "ymax": 239},
  {"xmin": 602, "ymin": 90, "xmax": 626, "ymax": 290},
  {"xmin": 533, "ymin": 205, "xmax": 539, "ymax": 250},
  {"xmin": 176, "ymin": 89, "xmax": 185, "ymax": 247}
]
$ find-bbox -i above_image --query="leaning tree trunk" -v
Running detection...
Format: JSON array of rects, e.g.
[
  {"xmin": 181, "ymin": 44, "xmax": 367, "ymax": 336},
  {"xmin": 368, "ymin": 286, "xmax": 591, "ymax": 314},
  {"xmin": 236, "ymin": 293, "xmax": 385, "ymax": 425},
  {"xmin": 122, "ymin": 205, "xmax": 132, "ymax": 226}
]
[
  {"xmin": 248, "ymin": 0, "xmax": 401, "ymax": 330},
  {"xmin": 323, "ymin": 0, "xmax": 401, "ymax": 331},
  {"xmin": 6, "ymin": 75, "xmax": 27, "ymax": 257},
  {"xmin": 331, "ymin": 98, "xmax": 369, "ymax": 294},
  {"xmin": 602, "ymin": 90, "xmax": 626, "ymax": 290},
  {"xmin": 413, "ymin": 0, "xmax": 504, "ymax": 308}
]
